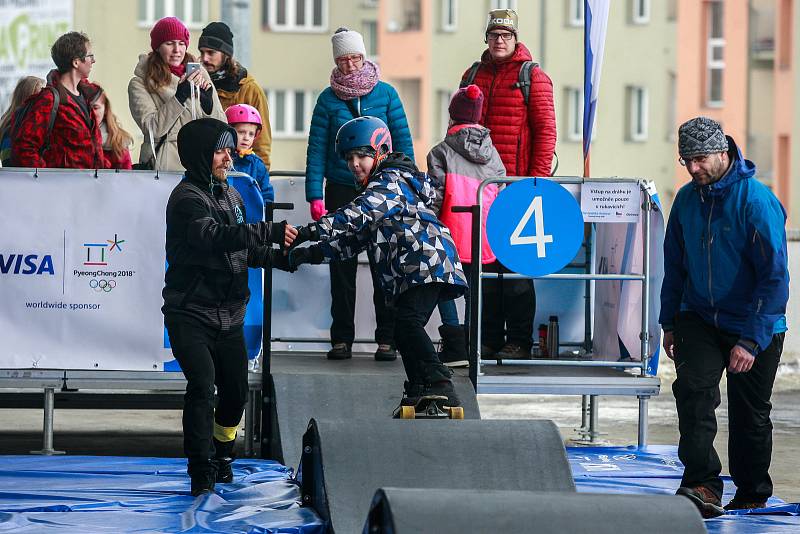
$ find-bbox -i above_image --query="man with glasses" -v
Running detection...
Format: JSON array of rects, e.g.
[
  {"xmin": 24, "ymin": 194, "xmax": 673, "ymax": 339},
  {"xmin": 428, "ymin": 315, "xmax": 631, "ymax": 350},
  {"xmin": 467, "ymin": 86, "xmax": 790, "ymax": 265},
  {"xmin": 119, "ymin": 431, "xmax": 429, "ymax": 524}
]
[
  {"xmin": 661, "ymin": 117, "xmax": 789, "ymax": 518},
  {"xmin": 459, "ymin": 9, "xmax": 556, "ymax": 361},
  {"xmin": 12, "ymin": 31, "xmax": 110, "ymax": 168}
]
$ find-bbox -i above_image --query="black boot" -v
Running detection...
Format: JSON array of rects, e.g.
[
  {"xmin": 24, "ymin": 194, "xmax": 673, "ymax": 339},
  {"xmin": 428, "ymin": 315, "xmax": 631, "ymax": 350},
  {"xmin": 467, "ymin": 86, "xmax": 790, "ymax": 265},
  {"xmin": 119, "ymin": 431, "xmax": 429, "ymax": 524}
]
[
  {"xmin": 189, "ymin": 465, "xmax": 217, "ymax": 497},
  {"xmin": 438, "ymin": 325, "xmax": 468, "ymax": 367},
  {"xmin": 327, "ymin": 342, "xmax": 352, "ymax": 360},
  {"xmin": 213, "ymin": 437, "xmax": 235, "ymax": 483},
  {"xmin": 423, "ymin": 380, "xmax": 461, "ymax": 407},
  {"xmin": 400, "ymin": 380, "xmax": 424, "ymax": 406}
]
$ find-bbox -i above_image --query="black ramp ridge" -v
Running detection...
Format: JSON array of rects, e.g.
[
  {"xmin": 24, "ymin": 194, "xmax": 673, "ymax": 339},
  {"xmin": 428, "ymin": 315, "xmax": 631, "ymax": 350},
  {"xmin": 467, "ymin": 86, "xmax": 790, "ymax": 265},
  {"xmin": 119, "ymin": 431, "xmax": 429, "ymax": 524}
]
[
  {"xmin": 365, "ymin": 488, "xmax": 706, "ymax": 534},
  {"xmin": 301, "ymin": 418, "xmax": 574, "ymax": 534},
  {"xmin": 269, "ymin": 353, "xmax": 479, "ymax": 469}
]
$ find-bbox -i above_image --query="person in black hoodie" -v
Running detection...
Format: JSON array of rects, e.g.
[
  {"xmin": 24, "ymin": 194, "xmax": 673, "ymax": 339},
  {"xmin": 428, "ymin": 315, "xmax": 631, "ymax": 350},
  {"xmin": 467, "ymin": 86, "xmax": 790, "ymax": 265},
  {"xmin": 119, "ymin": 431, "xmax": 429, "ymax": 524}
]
[{"xmin": 163, "ymin": 117, "xmax": 296, "ymax": 496}]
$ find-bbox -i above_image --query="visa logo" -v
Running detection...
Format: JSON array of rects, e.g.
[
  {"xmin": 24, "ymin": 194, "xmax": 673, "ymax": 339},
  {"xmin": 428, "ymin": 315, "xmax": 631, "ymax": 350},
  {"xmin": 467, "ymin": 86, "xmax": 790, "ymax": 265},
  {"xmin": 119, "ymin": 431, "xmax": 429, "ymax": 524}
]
[{"xmin": 0, "ymin": 254, "xmax": 55, "ymax": 275}]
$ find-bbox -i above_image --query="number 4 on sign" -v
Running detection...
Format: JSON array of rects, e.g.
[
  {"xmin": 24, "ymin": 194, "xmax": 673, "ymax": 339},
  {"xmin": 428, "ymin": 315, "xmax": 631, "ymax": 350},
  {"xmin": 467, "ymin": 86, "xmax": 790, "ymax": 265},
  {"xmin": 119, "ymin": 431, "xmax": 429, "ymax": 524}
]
[{"xmin": 510, "ymin": 195, "xmax": 553, "ymax": 258}]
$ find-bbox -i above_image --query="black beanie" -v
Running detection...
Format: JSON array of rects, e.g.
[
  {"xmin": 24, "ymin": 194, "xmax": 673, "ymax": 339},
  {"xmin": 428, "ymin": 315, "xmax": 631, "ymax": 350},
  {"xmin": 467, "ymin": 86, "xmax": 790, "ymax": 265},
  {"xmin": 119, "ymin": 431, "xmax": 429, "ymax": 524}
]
[{"xmin": 199, "ymin": 21, "xmax": 234, "ymax": 57}]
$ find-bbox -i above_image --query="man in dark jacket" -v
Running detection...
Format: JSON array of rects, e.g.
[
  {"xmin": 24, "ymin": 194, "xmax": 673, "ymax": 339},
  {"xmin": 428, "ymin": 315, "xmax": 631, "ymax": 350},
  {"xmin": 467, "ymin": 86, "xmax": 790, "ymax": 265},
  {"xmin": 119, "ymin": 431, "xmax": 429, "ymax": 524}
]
[
  {"xmin": 12, "ymin": 31, "xmax": 109, "ymax": 169},
  {"xmin": 199, "ymin": 21, "xmax": 272, "ymax": 169},
  {"xmin": 460, "ymin": 9, "xmax": 557, "ymax": 360},
  {"xmin": 661, "ymin": 117, "xmax": 789, "ymax": 518},
  {"xmin": 163, "ymin": 118, "xmax": 296, "ymax": 497}
]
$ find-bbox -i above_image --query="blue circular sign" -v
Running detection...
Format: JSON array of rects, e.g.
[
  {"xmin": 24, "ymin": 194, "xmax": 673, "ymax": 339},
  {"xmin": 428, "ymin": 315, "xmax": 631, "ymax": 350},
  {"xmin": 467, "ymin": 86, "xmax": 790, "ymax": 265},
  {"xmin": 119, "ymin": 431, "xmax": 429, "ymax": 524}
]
[{"xmin": 486, "ymin": 178, "xmax": 584, "ymax": 277}]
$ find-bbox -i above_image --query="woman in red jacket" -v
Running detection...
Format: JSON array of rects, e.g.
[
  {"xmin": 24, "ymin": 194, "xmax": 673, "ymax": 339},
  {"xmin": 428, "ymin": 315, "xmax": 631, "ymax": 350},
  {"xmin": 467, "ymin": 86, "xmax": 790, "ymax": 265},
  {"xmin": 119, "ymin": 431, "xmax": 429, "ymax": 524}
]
[{"xmin": 459, "ymin": 9, "xmax": 557, "ymax": 361}]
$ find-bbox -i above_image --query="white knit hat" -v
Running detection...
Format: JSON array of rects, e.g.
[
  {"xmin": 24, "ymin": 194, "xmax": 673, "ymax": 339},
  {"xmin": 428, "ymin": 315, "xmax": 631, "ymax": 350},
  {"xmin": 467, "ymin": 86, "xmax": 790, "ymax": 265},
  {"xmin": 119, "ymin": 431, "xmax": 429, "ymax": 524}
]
[{"xmin": 331, "ymin": 27, "xmax": 367, "ymax": 61}]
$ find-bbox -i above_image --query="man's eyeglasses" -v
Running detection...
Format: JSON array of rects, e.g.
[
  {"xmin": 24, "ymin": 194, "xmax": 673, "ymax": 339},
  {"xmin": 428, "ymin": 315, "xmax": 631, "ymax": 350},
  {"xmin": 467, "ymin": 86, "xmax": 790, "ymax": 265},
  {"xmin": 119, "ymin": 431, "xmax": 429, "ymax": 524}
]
[
  {"xmin": 487, "ymin": 32, "xmax": 515, "ymax": 42},
  {"xmin": 82, "ymin": 54, "xmax": 95, "ymax": 62},
  {"xmin": 678, "ymin": 155, "xmax": 709, "ymax": 166}
]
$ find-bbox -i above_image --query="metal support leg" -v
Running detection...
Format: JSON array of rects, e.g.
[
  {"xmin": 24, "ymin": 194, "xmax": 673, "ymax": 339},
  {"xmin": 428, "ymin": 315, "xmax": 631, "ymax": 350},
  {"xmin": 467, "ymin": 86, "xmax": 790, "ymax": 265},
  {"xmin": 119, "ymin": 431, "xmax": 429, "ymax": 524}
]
[
  {"xmin": 638, "ymin": 395, "xmax": 649, "ymax": 448},
  {"xmin": 589, "ymin": 395, "xmax": 599, "ymax": 443},
  {"xmin": 30, "ymin": 387, "xmax": 64, "ymax": 455}
]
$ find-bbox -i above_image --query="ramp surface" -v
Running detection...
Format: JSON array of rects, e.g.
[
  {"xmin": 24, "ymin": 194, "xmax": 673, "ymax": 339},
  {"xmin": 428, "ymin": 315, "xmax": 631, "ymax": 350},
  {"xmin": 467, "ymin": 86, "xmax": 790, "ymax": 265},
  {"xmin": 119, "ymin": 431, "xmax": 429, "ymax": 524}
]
[
  {"xmin": 269, "ymin": 351, "xmax": 479, "ymax": 469},
  {"xmin": 366, "ymin": 488, "xmax": 705, "ymax": 534},
  {"xmin": 300, "ymin": 418, "xmax": 574, "ymax": 534}
]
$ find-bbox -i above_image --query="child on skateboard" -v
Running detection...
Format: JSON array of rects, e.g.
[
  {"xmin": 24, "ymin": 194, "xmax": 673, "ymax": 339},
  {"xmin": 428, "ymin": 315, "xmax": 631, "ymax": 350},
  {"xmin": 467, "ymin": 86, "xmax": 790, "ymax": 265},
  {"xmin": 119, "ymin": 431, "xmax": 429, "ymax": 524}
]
[{"xmin": 287, "ymin": 116, "xmax": 468, "ymax": 409}]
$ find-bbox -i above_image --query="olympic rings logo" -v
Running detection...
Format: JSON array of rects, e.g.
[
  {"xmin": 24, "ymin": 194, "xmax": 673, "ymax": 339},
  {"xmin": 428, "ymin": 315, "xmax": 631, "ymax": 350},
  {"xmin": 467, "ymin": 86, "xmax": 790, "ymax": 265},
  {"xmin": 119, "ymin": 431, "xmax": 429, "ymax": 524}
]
[{"xmin": 89, "ymin": 279, "xmax": 117, "ymax": 292}]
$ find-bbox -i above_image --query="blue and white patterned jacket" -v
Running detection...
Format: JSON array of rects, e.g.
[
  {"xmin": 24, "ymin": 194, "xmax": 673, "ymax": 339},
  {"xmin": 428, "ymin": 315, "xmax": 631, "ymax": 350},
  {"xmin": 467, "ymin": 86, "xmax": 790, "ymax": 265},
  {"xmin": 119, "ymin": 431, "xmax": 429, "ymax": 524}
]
[{"xmin": 315, "ymin": 152, "xmax": 467, "ymax": 302}]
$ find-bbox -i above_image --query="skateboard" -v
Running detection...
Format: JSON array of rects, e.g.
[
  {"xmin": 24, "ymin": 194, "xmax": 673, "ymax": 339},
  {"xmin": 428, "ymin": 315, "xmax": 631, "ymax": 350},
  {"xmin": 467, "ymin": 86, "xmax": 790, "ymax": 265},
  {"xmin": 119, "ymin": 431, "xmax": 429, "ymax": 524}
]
[{"xmin": 393, "ymin": 395, "xmax": 465, "ymax": 420}]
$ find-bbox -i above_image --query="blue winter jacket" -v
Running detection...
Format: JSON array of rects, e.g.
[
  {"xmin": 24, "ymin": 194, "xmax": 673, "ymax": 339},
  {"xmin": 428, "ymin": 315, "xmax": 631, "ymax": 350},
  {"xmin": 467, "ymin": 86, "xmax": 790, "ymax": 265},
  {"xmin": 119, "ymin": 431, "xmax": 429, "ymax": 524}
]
[
  {"xmin": 660, "ymin": 138, "xmax": 789, "ymax": 353},
  {"xmin": 304, "ymin": 81, "xmax": 414, "ymax": 201},
  {"xmin": 314, "ymin": 152, "xmax": 467, "ymax": 303},
  {"xmin": 232, "ymin": 152, "xmax": 273, "ymax": 204}
]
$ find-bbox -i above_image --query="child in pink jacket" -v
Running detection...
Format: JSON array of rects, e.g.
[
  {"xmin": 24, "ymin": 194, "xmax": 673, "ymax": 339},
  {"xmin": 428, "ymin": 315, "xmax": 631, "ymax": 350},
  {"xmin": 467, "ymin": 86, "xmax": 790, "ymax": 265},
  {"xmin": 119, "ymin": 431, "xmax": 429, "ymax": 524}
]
[{"xmin": 426, "ymin": 84, "xmax": 506, "ymax": 367}]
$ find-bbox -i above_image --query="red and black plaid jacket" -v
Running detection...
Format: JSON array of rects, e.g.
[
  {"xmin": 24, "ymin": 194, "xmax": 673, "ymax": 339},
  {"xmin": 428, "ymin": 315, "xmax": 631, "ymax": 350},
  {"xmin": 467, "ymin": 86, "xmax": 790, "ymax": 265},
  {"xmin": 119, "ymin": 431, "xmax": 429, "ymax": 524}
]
[{"xmin": 11, "ymin": 70, "xmax": 110, "ymax": 169}]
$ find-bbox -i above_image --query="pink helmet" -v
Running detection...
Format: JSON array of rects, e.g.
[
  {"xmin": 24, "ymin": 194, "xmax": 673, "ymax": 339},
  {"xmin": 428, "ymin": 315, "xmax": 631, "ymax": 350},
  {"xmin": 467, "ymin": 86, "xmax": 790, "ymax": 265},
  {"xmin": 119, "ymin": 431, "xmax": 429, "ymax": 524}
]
[{"xmin": 225, "ymin": 104, "xmax": 262, "ymax": 131}]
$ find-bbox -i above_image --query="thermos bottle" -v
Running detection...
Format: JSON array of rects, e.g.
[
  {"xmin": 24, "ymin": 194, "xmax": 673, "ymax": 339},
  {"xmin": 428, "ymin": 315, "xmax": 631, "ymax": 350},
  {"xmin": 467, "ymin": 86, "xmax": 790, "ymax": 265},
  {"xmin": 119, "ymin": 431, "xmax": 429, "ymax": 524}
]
[{"xmin": 546, "ymin": 316, "xmax": 559, "ymax": 359}]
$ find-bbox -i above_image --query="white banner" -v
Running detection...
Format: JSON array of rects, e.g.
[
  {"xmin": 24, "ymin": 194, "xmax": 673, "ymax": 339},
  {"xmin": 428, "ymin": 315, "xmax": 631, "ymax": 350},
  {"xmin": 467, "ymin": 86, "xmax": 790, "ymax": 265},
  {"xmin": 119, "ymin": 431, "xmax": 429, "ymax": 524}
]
[
  {"xmin": 580, "ymin": 182, "xmax": 641, "ymax": 223},
  {"xmin": 0, "ymin": 168, "xmax": 180, "ymax": 370},
  {"xmin": 0, "ymin": 0, "xmax": 72, "ymax": 110}
]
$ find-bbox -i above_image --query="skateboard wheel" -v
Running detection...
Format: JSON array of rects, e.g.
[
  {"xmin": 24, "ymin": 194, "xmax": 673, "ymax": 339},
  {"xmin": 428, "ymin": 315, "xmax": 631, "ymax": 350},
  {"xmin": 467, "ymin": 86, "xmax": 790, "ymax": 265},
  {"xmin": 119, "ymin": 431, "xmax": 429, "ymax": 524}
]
[
  {"xmin": 449, "ymin": 407, "xmax": 464, "ymax": 419},
  {"xmin": 400, "ymin": 406, "xmax": 416, "ymax": 419}
]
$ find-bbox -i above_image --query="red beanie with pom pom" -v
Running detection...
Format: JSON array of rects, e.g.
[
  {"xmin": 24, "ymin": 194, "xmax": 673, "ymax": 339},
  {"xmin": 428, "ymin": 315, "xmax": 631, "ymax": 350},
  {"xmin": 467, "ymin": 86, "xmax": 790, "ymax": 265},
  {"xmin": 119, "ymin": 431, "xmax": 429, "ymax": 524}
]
[
  {"xmin": 150, "ymin": 17, "xmax": 190, "ymax": 51},
  {"xmin": 448, "ymin": 84, "xmax": 484, "ymax": 125}
]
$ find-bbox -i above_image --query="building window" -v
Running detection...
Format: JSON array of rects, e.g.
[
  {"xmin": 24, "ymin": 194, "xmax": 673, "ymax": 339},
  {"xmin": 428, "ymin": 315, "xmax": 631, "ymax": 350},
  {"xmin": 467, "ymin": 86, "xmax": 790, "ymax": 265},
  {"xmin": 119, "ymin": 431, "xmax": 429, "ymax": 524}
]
[
  {"xmin": 138, "ymin": 0, "xmax": 207, "ymax": 28},
  {"xmin": 565, "ymin": 87, "xmax": 582, "ymax": 142},
  {"xmin": 387, "ymin": 0, "xmax": 421, "ymax": 32},
  {"xmin": 666, "ymin": 0, "xmax": 677, "ymax": 21},
  {"xmin": 268, "ymin": 89, "xmax": 315, "ymax": 138},
  {"xmin": 437, "ymin": 89, "xmax": 453, "ymax": 137},
  {"xmin": 263, "ymin": 0, "xmax": 328, "ymax": 32},
  {"xmin": 632, "ymin": 0, "xmax": 650, "ymax": 24},
  {"xmin": 627, "ymin": 86, "xmax": 648, "ymax": 142},
  {"xmin": 567, "ymin": 0, "xmax": 584, "ymax": 27},
  {"xmin": 362, "ymin": 20, "xmax": 378, "ymax": 59},
  {"xmin": 490, "ymin": 0, "xmax": 517, "ymax": 10},
  {"xmin": 441, "ymin": 0, "xmax": 458, "ymax": 32},
  {"xmin": 706, "ymin": 0, "xmax": 724, "ymax": 106},
  {"xmin": 778, "ymin": 0, "xmax": 792, "ymax": 69}
]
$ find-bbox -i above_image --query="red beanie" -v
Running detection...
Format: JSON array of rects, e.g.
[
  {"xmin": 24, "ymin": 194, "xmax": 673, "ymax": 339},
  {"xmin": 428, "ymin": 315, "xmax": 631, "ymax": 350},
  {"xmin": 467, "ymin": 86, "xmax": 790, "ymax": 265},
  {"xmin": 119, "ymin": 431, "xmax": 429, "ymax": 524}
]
[
  {"xmin": 448, "ymin": 84, "xmax": 484, "ymax": 125},
  {"xmin": 150, "ymin": 17, "xmax": 190, "ymax": 51}
]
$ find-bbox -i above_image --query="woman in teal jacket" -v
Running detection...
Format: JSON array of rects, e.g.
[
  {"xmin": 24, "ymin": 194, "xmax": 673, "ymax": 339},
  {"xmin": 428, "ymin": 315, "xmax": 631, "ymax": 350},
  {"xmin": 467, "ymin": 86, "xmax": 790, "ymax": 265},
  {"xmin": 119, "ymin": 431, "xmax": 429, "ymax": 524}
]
[{"xmin": 304, "ymin": 27, "xmax": 414, "ymax": 361}]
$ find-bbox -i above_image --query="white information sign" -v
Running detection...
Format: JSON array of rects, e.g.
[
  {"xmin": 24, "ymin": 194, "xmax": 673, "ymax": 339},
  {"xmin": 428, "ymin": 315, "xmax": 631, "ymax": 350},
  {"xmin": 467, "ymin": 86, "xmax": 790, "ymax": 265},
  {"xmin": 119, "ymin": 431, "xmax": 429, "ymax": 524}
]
[
  {"xmin": 580, "ymin": 182, "xmax": 641, "ymax": 223},
  {"xmin": 0, "ymin": 169, "xmax": 180, "ymax": 370},
  {"xmin": 0, "ymin": 0, "xmax": 72, "ymax": 111}
]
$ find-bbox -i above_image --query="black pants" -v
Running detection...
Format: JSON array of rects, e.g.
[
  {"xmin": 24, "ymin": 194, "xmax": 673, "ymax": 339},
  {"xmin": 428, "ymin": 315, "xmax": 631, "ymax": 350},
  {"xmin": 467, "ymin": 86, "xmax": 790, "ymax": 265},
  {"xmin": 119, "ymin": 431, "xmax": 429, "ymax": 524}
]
[
  {"xmin": 672, "ymin": 311, "xmax": 784, "ymax": 502},
  {"xmin": 481, "ymin": 261, "xmax": 535, "ymax": 350},
  {"xmin": 394, "ymin": 284, "xmax": 452, "ymax": 385},
  {"xmin": 165, "ymin": 315, "xmax": 248, "ymax": 475},
  {"xmin": 325, "ymin": 181, "xmax": 395, "ymax": 345}
]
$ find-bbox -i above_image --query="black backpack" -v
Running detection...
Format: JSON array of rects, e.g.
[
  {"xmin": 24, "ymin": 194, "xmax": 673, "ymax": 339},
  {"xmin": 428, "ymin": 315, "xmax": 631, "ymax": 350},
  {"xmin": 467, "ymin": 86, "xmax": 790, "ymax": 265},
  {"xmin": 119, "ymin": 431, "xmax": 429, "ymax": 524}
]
[
  {"xmin": 460, "ymin": 60, "xmax": 538, "ymax": 105},
  {"xmin": 5, "ymin": 86, "xmax": 60, "ymax": 166}
]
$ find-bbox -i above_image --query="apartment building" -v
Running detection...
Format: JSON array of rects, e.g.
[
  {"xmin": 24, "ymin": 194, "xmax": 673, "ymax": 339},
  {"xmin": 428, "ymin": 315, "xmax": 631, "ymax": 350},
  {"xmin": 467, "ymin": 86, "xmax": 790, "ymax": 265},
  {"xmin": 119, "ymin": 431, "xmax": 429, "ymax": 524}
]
[{"xmin": 676, "ymin": 0, "xmax": 798, "ymax": 224}]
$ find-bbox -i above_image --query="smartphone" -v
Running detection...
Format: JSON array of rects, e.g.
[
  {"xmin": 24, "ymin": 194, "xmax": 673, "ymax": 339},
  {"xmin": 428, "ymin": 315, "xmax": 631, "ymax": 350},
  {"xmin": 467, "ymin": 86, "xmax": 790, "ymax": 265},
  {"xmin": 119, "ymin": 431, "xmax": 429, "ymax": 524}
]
[{"xmin": 186, "ymin": 62, "xmax": 202, "ymax": 76}]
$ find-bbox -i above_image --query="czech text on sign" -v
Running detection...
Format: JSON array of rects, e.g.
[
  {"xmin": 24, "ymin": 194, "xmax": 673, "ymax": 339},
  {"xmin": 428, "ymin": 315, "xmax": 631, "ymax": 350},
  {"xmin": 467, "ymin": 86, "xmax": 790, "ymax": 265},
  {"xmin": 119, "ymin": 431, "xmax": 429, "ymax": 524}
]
[
  {"xmin": 580, "ymin": 182, "xmax": 641, "ymax": 223},
  {"xmin": 486, "ymin": 178, "xmax": 584, "ymax": 277}
]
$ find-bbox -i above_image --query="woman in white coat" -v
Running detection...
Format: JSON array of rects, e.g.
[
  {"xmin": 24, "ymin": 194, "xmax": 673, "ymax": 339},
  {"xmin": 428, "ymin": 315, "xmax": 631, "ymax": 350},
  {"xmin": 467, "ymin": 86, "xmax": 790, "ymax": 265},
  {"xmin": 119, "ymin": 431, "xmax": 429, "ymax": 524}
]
[{"xmin": 128, "ymin": 17, "xmax": 225, "ymax": 171}]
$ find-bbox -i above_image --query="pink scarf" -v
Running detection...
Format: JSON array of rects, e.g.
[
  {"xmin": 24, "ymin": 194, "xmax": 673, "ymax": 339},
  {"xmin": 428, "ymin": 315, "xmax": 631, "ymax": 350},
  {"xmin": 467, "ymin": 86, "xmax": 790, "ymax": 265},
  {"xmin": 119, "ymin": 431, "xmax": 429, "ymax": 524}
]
[
  {"xmin": 330, "ymin": 60, "xmax": 380, "ymax": 100},
  {"xmin": 169, "ymin": 63, "xmax": 186, "ymax": 78}
]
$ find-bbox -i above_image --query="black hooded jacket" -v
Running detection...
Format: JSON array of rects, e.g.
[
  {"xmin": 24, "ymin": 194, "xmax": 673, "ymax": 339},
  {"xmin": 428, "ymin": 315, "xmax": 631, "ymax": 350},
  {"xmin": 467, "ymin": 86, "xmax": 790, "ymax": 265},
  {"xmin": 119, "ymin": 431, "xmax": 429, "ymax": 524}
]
[{"xmin": 162, "ymin": 118, "xmax": 281, "ymax": 329}]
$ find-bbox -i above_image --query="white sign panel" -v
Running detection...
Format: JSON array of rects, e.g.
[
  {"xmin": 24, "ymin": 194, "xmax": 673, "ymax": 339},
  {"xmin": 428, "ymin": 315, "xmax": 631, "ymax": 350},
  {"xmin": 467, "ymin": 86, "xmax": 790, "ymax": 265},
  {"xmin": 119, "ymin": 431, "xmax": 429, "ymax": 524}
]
[
  {"xmin": 580, "ymin": 182, "xmax": 641, "ymax": 223},
  {"xmin": 0, "ymin": 0, "xmax": 72, "ymax": 110},
  {"xmin": 0, "ymin": 169, "xmax": 180, "ymax": 370}
]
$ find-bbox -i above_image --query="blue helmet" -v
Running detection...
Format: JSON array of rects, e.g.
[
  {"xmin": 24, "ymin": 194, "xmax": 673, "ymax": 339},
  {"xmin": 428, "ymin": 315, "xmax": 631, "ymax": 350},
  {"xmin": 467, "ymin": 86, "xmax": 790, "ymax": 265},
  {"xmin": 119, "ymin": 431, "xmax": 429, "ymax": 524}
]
[{"xmin": 335, "ymin": 116, "xmax": 393, "ymax": 160}]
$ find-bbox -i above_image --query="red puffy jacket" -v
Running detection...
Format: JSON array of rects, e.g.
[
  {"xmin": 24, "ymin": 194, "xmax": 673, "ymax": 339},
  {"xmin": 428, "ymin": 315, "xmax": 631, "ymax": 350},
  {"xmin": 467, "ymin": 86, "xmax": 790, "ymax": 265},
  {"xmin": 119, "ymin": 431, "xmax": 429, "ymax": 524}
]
[
  {"xmin": 462, "ymin": 43, "xmax": 556, "ymax": 177},
  {"xmin": 11, "ymin": 70, "xmax": 109, "ymax": 169}
]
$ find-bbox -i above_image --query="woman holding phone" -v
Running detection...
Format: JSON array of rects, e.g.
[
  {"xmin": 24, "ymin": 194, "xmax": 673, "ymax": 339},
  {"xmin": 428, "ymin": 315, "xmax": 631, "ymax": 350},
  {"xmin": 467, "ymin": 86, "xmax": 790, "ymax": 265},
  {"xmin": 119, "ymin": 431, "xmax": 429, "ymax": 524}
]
[{"xmin": 128, "ymin": 16, "xmax": 225, "ymax": 171}]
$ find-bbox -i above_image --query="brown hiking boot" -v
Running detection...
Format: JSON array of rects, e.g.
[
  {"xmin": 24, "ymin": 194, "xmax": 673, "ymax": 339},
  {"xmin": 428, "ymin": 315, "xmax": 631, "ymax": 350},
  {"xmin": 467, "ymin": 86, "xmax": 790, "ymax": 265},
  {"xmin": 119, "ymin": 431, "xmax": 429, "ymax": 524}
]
[
  {"xmin": 724, "ymin": 499, "xmax": 767, "ymax": 511},
  {"xmin": 676, "ymin": 486, "xmax": 725, "ymax": 518},
  {"xmin": 495, "ymin": 342, "xmax": 531, "ymax": 360}
]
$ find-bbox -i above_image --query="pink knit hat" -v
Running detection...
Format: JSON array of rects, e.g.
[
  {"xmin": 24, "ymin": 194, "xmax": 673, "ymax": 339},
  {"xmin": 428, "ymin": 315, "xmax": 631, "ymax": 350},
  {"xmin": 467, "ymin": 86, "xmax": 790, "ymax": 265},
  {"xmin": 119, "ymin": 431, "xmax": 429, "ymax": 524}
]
[
  {"xmin": 150, "ymin": 17, "xmax": 190, "ymax": 51},
  {"xmin": 449, "ymin": 84, "xmax": 484, "ymax": 125}
]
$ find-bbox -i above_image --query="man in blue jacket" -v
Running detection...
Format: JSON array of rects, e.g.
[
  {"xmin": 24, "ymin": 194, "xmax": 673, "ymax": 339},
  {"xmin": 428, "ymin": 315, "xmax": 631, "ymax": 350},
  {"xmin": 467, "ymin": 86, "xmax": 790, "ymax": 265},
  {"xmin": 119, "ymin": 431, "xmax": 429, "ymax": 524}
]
[{"xmin": 661, "ymin": 117, "xmax": 788, "ymax": 518}]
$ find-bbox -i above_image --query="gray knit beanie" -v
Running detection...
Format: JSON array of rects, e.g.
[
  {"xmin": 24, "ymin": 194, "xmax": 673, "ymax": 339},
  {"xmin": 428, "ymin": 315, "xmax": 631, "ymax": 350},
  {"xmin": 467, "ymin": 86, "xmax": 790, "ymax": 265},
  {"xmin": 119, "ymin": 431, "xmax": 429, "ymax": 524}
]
[{"xmin": 678, "ymin": 117, "xmax": 729, "ymax": 158}]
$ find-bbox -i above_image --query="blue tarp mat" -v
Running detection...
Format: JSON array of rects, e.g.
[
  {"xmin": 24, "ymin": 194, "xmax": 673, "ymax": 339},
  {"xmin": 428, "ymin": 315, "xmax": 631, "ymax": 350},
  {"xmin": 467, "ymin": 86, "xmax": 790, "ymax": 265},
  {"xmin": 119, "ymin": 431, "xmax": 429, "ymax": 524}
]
[
  {"xmin": 0, "ymin": 456, "xmax": 323, "ymax": 533},
  {"xmin": 568, "ymin": 445, "xmax": 800, "ymax": 533}
]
